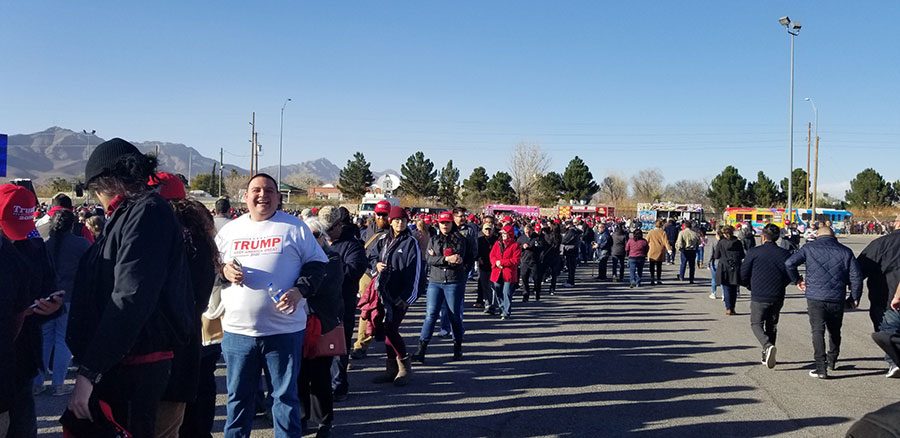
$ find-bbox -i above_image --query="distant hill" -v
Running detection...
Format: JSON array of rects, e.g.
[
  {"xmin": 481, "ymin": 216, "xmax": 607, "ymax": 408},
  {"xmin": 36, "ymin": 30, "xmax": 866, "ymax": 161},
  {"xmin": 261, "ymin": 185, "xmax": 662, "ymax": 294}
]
[{"xmin": 3, "ymin": 127, "xmax": 365, "ymax": 185}]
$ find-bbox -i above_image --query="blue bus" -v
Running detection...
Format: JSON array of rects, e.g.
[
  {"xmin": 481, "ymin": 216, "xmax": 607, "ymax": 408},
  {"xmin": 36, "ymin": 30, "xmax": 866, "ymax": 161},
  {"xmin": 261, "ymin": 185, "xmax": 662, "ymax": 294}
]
[{"xmin": 791, "ymin": 208, "xmax": 853, "ymax": 234}]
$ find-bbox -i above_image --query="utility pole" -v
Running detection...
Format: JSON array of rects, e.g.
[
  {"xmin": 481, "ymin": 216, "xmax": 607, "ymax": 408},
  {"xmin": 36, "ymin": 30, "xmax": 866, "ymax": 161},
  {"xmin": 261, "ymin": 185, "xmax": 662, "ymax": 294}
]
[
  {"xmin": 219, "ymin": 147, "xmax": 224, "ymax": 197},
  {"xmin": 249, "ymin": 112, "xmax": 256, "ymax": 175},
  {"xmin": 806, "ymin": 122, "xmax": 811, "ymax": 209},
  {"xmin": 812, "ymin": 134, "xmax": 819, "ymax": 219},
  {"xmin": 188, "ymin": 151, "xmax": 193, "ymax": 186},
  {"xmin": 156, "ymin": 144, "xmax": 160, "ymax": 156}
]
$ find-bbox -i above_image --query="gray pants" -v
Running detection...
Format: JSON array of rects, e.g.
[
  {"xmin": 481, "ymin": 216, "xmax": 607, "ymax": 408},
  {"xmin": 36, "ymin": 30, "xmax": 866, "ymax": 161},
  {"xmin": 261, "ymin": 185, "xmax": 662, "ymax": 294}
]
[
  {"xmin": 0, "ymin": 411, "xmax": 8, "ymax": 438},
  {"xmin": 750, "ymin": 300, "xmax": 784, "ymax": 349}
]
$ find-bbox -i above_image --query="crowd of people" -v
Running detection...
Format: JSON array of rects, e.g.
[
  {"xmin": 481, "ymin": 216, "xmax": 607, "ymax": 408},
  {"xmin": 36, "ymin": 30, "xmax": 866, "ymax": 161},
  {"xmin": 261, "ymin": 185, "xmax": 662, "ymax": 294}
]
[{"xmin": 2, "ymin": 137, "xmax": 900, "ymax": 437}]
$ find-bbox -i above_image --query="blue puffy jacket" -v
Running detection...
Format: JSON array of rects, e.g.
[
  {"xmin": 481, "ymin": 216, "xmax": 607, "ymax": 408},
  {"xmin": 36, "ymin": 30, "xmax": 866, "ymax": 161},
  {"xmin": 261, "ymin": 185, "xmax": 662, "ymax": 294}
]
[{"xmin": 785, "ymin": 236, "xmax": 863, "ymax": 303}]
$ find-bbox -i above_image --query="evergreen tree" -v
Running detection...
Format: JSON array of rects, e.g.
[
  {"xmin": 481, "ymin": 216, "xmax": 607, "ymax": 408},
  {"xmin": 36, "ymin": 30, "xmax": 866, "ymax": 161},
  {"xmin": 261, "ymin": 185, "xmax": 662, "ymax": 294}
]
[
  {"xmin": 707, "ymin": 166, "xmax": 747, "ymax": 212},
  {"xmin": 437, "ymin": 160, "xmax": 460, "ymax": 207},
  {"xmin": 752, "ymin": 171, "xmax": 779, "ymax": 207},
  {"xmin": 337, "ymin": 152, "xmax": 375, "ymax": 200},
  {"xmin": 561, "ymin": 156, "xmax": 598, "ymax": 202},
  {"xmin": 778, "ymin": 168, "xmax": 809, "ymax": 206},
  {"xmin": 462, "ymin": 166, "xmax": 490, "ymax": 205},
  {"xmin": 399, "ymin": 151, "xmax": 438, "ymax": 199},
  {"xmin": 535, "ymin": 171, "xmax": 564, "ymax": 207},
  {"xmin": 486, "ymin": 171, "xmax": 518, "ymax": 204},
  {"xmin": 190, "ymin": 173, "xmax": 224, "ymax": 196},
  {"xmin": 846, "ymin": 168, "xmax": 895, "ymax": 208}
]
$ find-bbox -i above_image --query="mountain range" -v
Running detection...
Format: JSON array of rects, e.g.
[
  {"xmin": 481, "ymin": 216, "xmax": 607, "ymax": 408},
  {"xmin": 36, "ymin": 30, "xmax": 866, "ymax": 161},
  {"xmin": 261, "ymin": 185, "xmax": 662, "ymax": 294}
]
[{"xmin": 2, "ymin": 127, "xmax": 394, "ymax": 185}]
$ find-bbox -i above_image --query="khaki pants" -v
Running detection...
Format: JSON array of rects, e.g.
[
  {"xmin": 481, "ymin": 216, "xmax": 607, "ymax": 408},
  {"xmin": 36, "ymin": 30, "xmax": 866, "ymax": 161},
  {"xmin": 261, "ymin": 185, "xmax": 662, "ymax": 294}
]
[
  {"xmin": 155, "ymin": 401, "xmax": 186, "ymax": 438},
  {"xmin": 353, "ymin": 315, "xmax": 374, "ymax": 351}
]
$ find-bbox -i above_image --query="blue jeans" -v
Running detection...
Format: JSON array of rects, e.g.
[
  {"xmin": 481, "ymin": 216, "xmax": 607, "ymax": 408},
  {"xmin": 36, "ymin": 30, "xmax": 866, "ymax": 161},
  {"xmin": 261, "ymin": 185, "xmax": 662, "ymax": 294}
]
[
  {"xmin": 710, "ymin": 260, "xmax": 718, "ymax": 293},
  {"xmin": 35, "ymin": 303, "xmax": 71, "ymax": 387},
  {"xmin": 697, "ymin": 246, "xmax": 705, "ymax": 264},
  {"xmin": 628, "ymin": 257, "xmax": 645, "ymax": 286},
  {"xmin": 439, "ymin": 281, "xmax": 466, "ymax": 335},
  {"xmin": 679, "ymin": 250, "xmax": 697, "ymax": 282},
  {"xmin": 421, "ymin": 282, "xmax": 465, "ymax": 342},
  {"xmin": 492, "ymin": 280, "xmax": 515, "ymax": 317},
  {"xmin": 722, "ymin": 284, "xmax": 739, "ymax": 311},
  {"xmin": 222, "ymin": 330, "xmax": 305, "ymax": 438}
]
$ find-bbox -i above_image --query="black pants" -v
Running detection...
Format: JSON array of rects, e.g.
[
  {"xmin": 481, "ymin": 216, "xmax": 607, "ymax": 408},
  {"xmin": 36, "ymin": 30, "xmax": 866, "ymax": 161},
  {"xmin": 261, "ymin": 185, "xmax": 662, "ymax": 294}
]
[
  {"xmin": 679, "ymin": 249, "xmax": 697, "ymax": 282},
  {"xmin": 521, "ymin": 263, "xmax": 536, "ymax": 297},
  {"xmin": 597, "ymin": 255, "xmax": 609, "ymax": 279},
  {"xmin": 180, "ymin": 345, "xmax": 221, "ymax": 438},
  {"xmin": 649, "ymin": 260, "xmax": 663, "ymax": 282},
  {"xmin": 477, "ymin": 265, "xmax": 493, "ymax": 305},
  {"xmin": 533, "ymin": 264, "xmax": 546, "ymax": 300},
  {"xmin": 95, "ymin": 359, "xmax": 172, "ymax": 438},
  {"xmin": 300, "ymin": 356, "xmax": 335, "ymax": 429},
  {"xmin": 750, "ymin": 300, "xmax": 784, "ymax": 350},
  {"xmin": 611, "ymin": 256, "xmax": 626, "ymax": 281},
  {"xmin": 807, "ymin": 299, "xmax": 844, "ymax": 373},
  {"xmin": 873, "ymin": 331, "xmax": 900, "ymax": 367},
  {"xmin": 565, "ymin": 253, "xmax": 577, "ymax": 285},
  {"xmin": 332, "ymin": 297, "xmax": 357, "ymax": 396}
]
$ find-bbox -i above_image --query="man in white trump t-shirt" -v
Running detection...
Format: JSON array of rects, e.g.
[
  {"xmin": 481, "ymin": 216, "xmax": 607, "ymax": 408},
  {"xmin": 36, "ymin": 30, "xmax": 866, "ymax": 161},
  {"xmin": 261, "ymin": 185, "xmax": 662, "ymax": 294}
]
[{"xmin": 216, "ymin": 173, "xmax": 327, "ymax": 438}]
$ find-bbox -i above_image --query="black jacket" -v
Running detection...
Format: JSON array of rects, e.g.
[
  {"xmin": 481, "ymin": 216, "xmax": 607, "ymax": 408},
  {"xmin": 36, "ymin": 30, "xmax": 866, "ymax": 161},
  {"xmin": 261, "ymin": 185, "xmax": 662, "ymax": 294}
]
[
  {"xmin": 664, "ymin": 222, "xmax": 678, "ymax": 243},
  {"xmin": 786, "ymin": 235, "xmax": 863, "ymax": 303},
  {"xmin": 858, "ymin": 231, "xmax": 900, "ymax": 316},
  {"xmin": 477, "ymin": 234, "xmax": 497, "ymax": 269},
  {"xmin": 611, "ymin": 231, "xmax": 629, "ymax": 258},
  {"xmin": 46, "ymin": 233, "xmax": 91, "ymax": 303},
  {"xmin": 740, "ymin": 242, "xmax": 793, "ymax": 303},
  {"xmin": 0, "ymin": 238, "xmax": 40, "ymax": 412},
  {"xmin": 561, "ymin": 228, "xmax": 582, "ymax": 255},
  {"xmin": 307, "ymin": 248, "xmax": 345, "ymax": 334},
  {"xmin": 331, "ymin": 224, "xmax": 368, "ymax": 309},
  {"xmin": 13, "ymin": 238, "xmax": 60, "ymax": 384},
  {"xmin": 540, "ymin": 231, "xmax": 562, "ymax": 266},
  {"xmin": 713, "ymin": 237, "xmax": 745, "ymax": 286},
  {"xmin": 68, "ymin": 192, "xmax": 195, "ymax": 377},
  {"xmin": 427, "ymin": 231, "xmax": 471, "ymax": 284},
  {"xmin": 517, "ymin": 232, "xmax": 544, "ymax": 267},
  {"xmin": 369, "ymin": 229, "xmax": 423, "ymax": 307}
]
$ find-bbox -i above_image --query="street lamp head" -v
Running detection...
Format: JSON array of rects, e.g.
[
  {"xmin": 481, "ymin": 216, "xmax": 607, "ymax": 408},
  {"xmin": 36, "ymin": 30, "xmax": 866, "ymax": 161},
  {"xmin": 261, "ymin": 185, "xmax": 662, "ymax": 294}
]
[
  {"xmin": 804, "ymin": 97, "xmax": 810, "ymax": 101},
  {"xmin": 791, "ymin": 21, "xmax": 802, "ymax": 31},
  {"xmin": 779, "ymin": 16, "xmax": 791, "ymax": 27}
]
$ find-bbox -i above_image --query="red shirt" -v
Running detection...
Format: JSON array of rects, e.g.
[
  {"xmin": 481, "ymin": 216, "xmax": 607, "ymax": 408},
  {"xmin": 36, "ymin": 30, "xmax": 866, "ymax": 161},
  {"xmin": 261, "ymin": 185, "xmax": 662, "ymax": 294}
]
[{"xmin": 625, "ymin": 238, "xmax": 649, "ymax": 258}]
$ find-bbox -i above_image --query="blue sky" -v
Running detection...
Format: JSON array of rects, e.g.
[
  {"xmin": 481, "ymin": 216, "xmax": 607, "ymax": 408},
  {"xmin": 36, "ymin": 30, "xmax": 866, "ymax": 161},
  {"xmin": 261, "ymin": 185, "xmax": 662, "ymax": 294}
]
[{"xmin": 2, "ymin": 1, "xmax": 898, "ymax": 197}]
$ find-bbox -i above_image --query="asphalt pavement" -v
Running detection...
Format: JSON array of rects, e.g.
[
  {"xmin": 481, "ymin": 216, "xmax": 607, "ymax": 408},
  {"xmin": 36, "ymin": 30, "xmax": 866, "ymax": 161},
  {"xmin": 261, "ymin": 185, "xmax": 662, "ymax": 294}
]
[{"xmin": 34, "ymin": 235, "xmax": 897, "ymax": 437}]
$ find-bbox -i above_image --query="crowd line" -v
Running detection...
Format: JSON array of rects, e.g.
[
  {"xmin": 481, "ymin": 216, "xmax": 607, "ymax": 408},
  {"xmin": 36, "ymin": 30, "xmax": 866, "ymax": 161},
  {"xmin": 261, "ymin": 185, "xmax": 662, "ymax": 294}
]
[{"xmin": 1, "ymin": 138, "xmax": 899, "ymax": 437}]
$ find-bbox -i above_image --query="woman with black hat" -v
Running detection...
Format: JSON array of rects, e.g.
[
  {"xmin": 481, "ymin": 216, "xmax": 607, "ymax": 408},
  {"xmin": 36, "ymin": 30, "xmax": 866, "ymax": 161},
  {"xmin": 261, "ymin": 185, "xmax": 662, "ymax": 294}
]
[{"xmin": 66, "ymin": 138, "xmax": 194, "ymax": 436}]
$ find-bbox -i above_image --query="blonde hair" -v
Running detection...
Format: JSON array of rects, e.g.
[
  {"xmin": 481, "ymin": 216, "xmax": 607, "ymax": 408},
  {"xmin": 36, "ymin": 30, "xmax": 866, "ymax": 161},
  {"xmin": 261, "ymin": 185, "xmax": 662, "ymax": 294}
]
[{"xmin": 85, "ymin": 215, "xmax": 105, "ymax": 237}]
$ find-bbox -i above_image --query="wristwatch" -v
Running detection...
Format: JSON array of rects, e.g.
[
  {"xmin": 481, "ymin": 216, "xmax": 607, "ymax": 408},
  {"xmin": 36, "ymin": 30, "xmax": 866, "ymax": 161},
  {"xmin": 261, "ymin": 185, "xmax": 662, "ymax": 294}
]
[{"xmin": 77, "ymin": 365, "xmax": 103, "ymax": 385}]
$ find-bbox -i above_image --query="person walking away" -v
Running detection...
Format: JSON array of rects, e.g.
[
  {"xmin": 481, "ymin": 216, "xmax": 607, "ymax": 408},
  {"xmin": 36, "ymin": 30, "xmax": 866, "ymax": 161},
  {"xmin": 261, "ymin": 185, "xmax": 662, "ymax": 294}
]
[
  {"xmin": 412, "ymin": 211, "xmax": 471, "ymax": 364},
  {"xmin": 857, "ymin": 215, "xmax": 900, "ymax": 372},
  {"xmin": 518, "ymin": 224, "xmax": 541, "ymax": 302},
  {"xmin": 675, "ymin": 222, "xmax": 701, "ymax": 283},
  {"xmin": 712, "ymin": 225, "xmax": 745, "ymax": 315},
  {"xmin": 709, "ymin": 226, "xmax": 724, "ymax": 300},
  {"xmin": 785, "ymin": 225, "xmax": 863, "ymax": 379},
  {"xmin": 664, "ymin": 219, "xmax": 678, "ymax": 264},
  {"xmin": 740, "ymin": 224, "xmax": 793, "ymax": 369},
  {"xmin": 213, "ymin": 197, "xmax": 233, "ymax": 232},
  {"xmin": 33, "ymin": 210, "xmax": 90, "ymax": 396},
  {"xmin": 65, "ymin": 140, "xmax": 194, "ymax": 437},
  {"xmin": 539, "ymin": 222, "xmax": 562, "ymax": 297},
  {"xmin": 872, "ymin": 283, "xmax": 900, "ymax": 378},
  {"xmin": 489, "ymin": 225, "xmax": 521, "ymax": 319},
  {"xmin": 367, "ymin": 206, "xmax": 422, "ymax": 386},
  {"xmin": 320, "ymin": 207, "xmax": 367, "ymax": 402},
  {"xmin": 610, "ymin": 224, "xmax": 628, "ymax": 283},
  {"xmin": 697, "ymin": 226, "xmax": 708, "ymax": 269},
  {"xmin": 739, "ymin": 222, "xmax": 757, "ymax": 252},
  {"xmin": 215, "ymin": 173, "xmax": 328, "ymax": 436},
  {"xmin": 592, "ymin": 223, "xmax": 612, "ymax": 280},
  {"xmin": 475, "ymin": 222, "xmax": 497, "ymax": 308},
  {"xmin": 298, "ymin": 217, "xmax": 345, "ymax": 437},
  {"xmin": 625, "ymin": 229, "xmax": 649, "ymax": 288},
  {"xmin": 561, "ymin": 221, "xmax": 581, "ymax": 287},
  {"xmin": 646, "ymin": 220, "xmax": 671, "ymax": 286}
]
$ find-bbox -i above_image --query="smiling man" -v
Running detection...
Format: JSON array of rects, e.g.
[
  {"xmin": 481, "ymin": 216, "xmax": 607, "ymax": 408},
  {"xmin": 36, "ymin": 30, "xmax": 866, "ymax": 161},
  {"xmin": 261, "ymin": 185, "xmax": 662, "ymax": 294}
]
[{"xmin": 215, "ymin": 173, "xmax": 328, "ymax": 437}]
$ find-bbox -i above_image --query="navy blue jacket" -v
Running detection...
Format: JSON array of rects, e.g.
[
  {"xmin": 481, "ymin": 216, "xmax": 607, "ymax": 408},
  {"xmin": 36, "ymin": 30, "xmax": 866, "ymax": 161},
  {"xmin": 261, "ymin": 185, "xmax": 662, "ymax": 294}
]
[
  {"xmin": 740, "ymin": 242, "xmax": 793, "ymax": 303},
  {"xmin": 785, "ymin": 236, "xmax": 863, "ymax": 303}
]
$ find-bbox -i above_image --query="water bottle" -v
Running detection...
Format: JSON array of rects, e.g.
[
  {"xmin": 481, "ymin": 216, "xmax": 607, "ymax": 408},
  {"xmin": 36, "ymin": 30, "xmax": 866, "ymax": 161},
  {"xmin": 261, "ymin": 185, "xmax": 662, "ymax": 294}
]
[{"xmin": 267, "ymin": 282, "xmax": 292, "ymax": 314}]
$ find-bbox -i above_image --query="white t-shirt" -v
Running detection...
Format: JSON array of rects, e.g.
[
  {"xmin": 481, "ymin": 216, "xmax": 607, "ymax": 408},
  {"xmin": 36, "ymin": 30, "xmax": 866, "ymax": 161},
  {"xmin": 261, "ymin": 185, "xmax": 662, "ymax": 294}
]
[{"xmin": 215, "ymin": 211, "xmax": 328, "ymax": 337}]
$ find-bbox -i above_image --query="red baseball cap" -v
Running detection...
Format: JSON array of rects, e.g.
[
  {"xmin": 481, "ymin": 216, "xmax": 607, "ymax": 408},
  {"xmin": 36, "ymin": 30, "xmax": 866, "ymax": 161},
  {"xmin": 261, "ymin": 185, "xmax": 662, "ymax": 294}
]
[
  {"xmin": 149, "ymin": 172, "xmax": 186, "ymax": 200},
  {"xmin": 438, "ymin": 211, "xmax": 454, "ymax": 223},
  {"xmin": 423, "ymin": 215, "xmax": 433, "ymax": 224},
  {"xmin": 501, "ymin": 224, "xmax": 514, "ymax": 235},
  {"xmin": 501, "ymin": 215, "xmax": 513, "ymax": 223},
  {"xmin": 374, "ymin": 200, "xmax": 391, "ymax": 214},
  {"xmin": 388, "ymin": 206, "xmax": 407, "ymax": 220},
  {"xmin": 0, "ymin": 184, "xmax": 38, "ymax": 241}
]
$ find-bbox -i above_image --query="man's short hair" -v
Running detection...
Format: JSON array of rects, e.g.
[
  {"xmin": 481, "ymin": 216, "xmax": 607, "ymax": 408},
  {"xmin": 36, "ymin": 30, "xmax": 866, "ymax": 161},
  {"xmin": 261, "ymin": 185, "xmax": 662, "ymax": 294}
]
[
  {"xmin": 818, "ymin": 226, "xmax": 835, "ymax": 237},
  {"xmin": 452, "ymin": 207, "xmax": 467, "ymax": 216},
  {"xmin": 215, "ymin": 197, "xmax": 231, "ymax": 214},
  {"xmin": 684, "ymin": 221, "xmax": 692, "ymax": 230},
  {"xmin": 247, "ymin": 173, "xmax": 279, "ymax": 190},
  {"xmin": 762, "ymin": 224, "xmax": 780, "ymax": 242}
]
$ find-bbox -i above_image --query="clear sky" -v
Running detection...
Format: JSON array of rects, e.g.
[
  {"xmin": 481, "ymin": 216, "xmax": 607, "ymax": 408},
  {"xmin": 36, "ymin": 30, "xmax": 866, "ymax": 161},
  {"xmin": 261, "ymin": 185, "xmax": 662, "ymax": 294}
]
[{"xmin": 2, "ymin": 1, "xmax": 898, "ymax": 198}]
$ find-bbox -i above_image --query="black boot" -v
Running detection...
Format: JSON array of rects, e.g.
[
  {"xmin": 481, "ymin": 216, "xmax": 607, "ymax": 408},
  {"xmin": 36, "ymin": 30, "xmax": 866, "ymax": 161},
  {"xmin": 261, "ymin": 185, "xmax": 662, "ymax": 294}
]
[
  {"xmin": 451, "ymin": 340, "xmax": 463, "ymax": 361},
  {"xmin": 411, "ymin": 340, "xmax": 428, "ymax": 364}
]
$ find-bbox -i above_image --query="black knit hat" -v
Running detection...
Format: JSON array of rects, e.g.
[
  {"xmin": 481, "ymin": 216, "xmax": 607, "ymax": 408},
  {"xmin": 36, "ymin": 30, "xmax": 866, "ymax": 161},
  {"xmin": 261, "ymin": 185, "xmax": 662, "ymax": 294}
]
[{"xmin": 84, "ymin": 138, "xmax": 141, "ymax": 184}]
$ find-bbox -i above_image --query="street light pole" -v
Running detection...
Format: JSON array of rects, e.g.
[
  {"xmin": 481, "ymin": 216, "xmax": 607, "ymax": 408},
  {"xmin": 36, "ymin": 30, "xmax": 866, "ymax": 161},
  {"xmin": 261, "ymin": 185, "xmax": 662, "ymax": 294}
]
[
  {"xmin": 779, "ymin": 16, "xmax": 801, "ymax": 222},
  {"xmin": 279, "ymin": 98, "xmax": 292, "ymax": 191},
  {"xmin": 805, "ymin": 97, "xmax": 819, "ymax": 220}
]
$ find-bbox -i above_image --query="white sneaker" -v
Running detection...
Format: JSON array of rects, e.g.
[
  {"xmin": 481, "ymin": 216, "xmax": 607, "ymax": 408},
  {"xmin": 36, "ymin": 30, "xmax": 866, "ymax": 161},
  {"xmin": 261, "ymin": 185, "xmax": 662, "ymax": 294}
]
[
  {"xmin": 563, "ymin": 283, "xmax": 574, "ymax": 288},
  {"xmin": 708, "ymin": 293, "xmax": 717, "ymax": 300},
  {"xmin": 808, "ymin": 369, "xmax": 827, "ymax": 379},
  {"xmin": 887, "ymin": 366, "xmax": 900, "ymax": 378},
  {"xmin": 764, "ymin": 345, "xmax": 777, "ymax": 369}
]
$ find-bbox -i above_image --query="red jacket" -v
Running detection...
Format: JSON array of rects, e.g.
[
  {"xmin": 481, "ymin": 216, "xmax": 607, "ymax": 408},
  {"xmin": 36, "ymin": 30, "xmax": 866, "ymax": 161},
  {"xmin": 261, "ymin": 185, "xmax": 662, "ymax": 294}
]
[{"xmin": 489, "ymin": 238, "xmax": 521, "ymax": 283}]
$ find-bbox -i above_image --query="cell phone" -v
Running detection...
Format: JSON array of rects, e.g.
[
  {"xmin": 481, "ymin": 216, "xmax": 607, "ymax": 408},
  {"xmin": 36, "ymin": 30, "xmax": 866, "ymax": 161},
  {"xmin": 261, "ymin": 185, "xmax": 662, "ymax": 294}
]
[
  {"xmin": 232, "ymin": 258, "xmax": 243, "ymax": 270},
  {"xmin": 30, "ymin": 290, "xmax": 65, "ymax": 309}
]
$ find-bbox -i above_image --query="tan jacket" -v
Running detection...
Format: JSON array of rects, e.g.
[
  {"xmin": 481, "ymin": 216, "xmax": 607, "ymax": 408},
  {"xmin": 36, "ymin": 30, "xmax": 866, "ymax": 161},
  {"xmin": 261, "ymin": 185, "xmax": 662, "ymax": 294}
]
[
  {"xmin": 675, "ymin": 229, "xmax": 701, "ymax": 251},
  {"xmin": 646, "ymin": 228, "xmax": 671, "ymax": 262}
]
